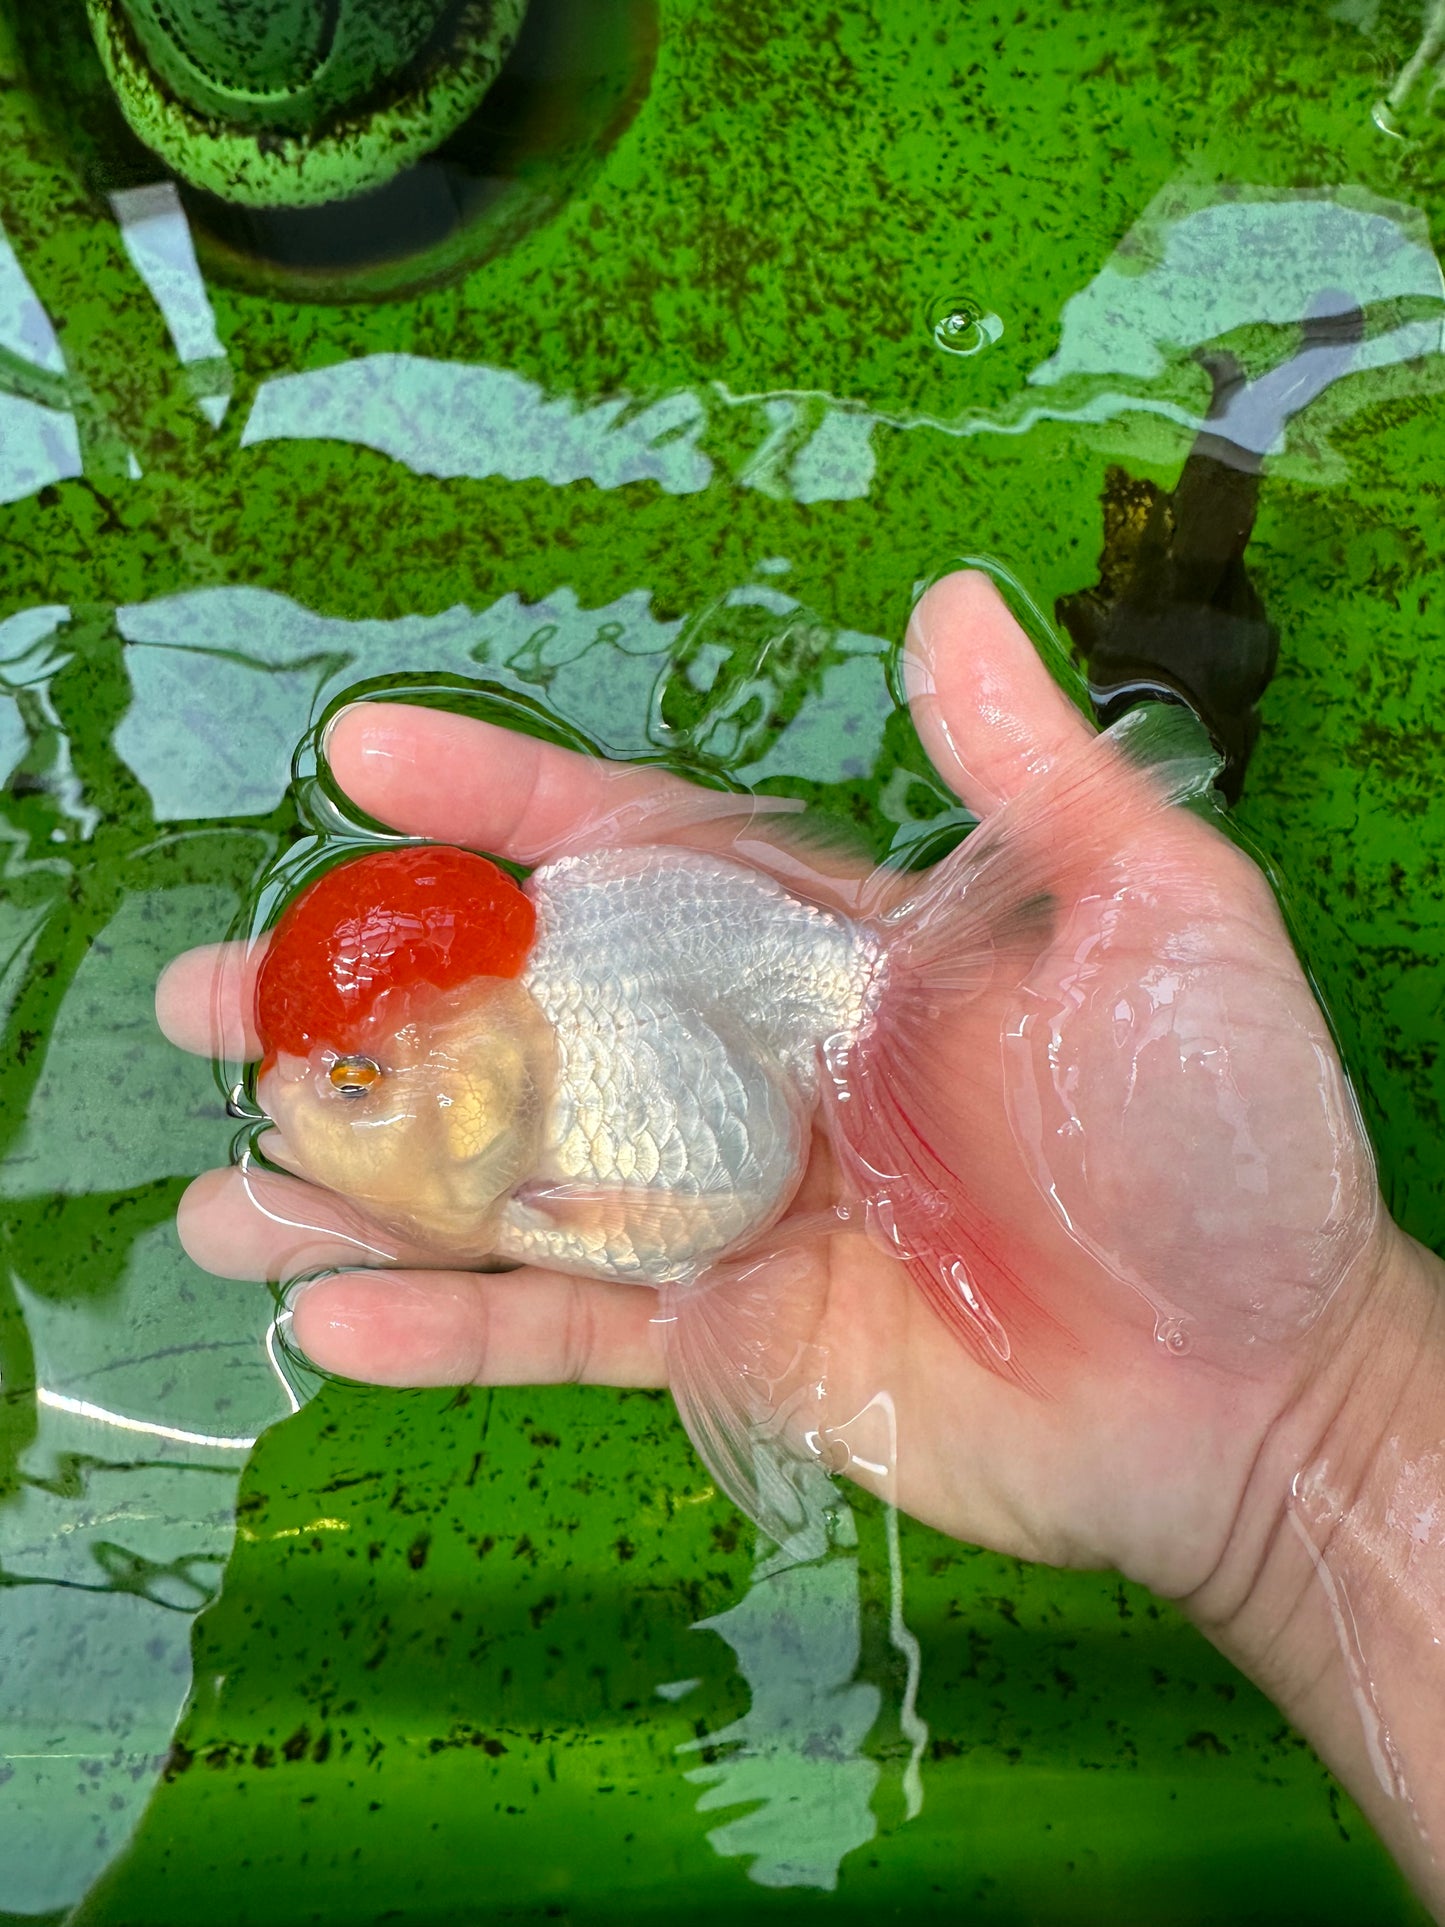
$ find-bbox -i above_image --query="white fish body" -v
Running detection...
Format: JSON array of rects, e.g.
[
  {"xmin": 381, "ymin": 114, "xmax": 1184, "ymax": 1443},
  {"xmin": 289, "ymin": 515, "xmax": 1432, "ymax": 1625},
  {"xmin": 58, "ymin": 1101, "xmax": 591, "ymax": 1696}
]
[{"xmin": 495, "ymin": 846, "xmax": 883, "ymax": 1284}]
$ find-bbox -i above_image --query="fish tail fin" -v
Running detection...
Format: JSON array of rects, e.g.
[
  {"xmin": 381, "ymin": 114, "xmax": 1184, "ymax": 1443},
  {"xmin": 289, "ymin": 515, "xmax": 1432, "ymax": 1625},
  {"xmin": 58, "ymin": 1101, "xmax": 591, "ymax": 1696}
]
[{"xmin": 823, "ymin": 702, "xmax": 1222, "ymax": 1379}]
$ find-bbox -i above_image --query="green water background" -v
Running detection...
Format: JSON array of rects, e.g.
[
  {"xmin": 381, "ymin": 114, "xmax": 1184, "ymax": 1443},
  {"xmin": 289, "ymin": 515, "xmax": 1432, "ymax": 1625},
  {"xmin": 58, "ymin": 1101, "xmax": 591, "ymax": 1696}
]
[{"xmin": 0, "ymin": 0, "xmax": 1442, "ymax": 1920}]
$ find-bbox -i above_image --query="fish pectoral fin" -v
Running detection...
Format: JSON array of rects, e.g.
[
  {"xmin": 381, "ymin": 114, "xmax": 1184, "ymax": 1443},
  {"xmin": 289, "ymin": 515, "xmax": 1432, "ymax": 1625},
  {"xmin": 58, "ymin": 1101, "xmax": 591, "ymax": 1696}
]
[
  {"xmin": 510, "ymin": 1181, "xmax": 748, "ymax": 1277},
  {"xmin": 517, "ymin": 1179, "xmax": 729, "ymax": 1225},
  {"xmin": 661, "ymin": 1237, "xmax": 843, "ymax": 1554}
]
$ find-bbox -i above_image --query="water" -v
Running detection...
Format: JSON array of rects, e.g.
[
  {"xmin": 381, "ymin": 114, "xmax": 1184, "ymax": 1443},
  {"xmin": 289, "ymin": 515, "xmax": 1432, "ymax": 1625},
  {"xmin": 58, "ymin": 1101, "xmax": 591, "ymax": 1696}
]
[
  {"xmin": 1, "ymin": 0, "xmax": 1443, "ymax": 1919},
  {"xmin": 929, "ymin": 296, "xmax": 1005, "ymax": 360}
]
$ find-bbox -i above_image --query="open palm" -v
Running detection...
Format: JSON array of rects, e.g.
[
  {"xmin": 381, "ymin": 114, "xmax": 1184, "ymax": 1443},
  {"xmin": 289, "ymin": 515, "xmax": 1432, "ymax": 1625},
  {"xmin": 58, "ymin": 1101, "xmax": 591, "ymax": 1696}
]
[{"xmin": 158, "ymin": 571, "xmax": 1390, "ymax": 1605}]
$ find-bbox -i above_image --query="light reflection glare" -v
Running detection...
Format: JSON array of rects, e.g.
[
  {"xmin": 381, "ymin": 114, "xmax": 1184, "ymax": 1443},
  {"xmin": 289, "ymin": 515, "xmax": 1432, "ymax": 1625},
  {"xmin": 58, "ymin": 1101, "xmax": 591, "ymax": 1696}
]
[
  {"xmin": 109, "ymin": 184, "xmax": 227, "ymax": 370},
  {"xmin": 36, "ymin": 1387, "xmax": 256, "ymax": 1452},
  {"xmin": 241, "ymin": 354, "xmax": 713, "ymax": 495}
]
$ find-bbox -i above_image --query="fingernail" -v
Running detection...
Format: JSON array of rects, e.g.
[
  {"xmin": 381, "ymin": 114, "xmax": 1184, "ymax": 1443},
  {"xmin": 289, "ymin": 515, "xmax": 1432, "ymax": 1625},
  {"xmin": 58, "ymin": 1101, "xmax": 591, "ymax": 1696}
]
[
  {"xmin": 272, "ymin": 1279, "xmax": 319, "ymax": 1379},
  {"xmin": 319, "ymin": 700, "xmax": 365, "ymax": 764},
  {"xmin": 279, "ymin": 1266, "xmax": 391, "ymax": 1332},
  {"xmin": 278, "ymin": 1274, "xmax": 316, "ymax": 1319}
]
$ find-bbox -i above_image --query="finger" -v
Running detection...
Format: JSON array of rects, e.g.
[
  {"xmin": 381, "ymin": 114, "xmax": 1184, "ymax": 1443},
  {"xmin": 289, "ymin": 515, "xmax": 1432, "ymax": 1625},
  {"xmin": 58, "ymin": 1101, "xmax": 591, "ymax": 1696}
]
[
  {"xmin": 177, "ymin": 1163, "xmax": 434, "ymax": 1279},
  {"xmin": 156, "ymin": 938, "xmax": 266, "ymax": 1059},
  {"xmin": 287, "ymin": 1266, "xmax": 667, "ymax": 1389},
  {"xmin": 903, "ymin": 570, "xmax": 1095, "ymax": 815},
  {"xmin": 325, "ymin": 702, "xmax": 793, "ymax": 865}
]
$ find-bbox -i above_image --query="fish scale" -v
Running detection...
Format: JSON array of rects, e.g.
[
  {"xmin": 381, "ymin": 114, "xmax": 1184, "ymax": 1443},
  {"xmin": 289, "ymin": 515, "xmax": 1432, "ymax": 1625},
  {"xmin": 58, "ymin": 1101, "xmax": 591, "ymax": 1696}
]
[{"xmin": 497, "ymin": 845, "xmax": 879, "ymax": 1282}]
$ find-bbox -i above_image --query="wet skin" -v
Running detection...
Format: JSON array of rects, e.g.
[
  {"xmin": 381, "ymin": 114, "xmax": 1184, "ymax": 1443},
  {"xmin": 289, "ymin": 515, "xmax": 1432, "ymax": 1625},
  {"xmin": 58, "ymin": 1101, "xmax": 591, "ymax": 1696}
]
[{"xmin": 158, "ymin": 569, "xmax": 1445, "ymax": 1916}]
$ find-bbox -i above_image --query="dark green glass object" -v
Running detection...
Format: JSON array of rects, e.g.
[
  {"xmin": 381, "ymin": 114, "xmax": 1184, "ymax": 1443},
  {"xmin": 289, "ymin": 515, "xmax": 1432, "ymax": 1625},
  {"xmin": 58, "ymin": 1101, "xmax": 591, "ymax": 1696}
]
[{"xmin": 84, "ymin": 0, "xmax": 528, "ymax": 205}]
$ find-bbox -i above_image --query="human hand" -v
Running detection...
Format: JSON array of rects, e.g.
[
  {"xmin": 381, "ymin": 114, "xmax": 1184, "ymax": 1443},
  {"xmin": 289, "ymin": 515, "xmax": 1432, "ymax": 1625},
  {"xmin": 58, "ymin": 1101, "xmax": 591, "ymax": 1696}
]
[{"xmin": 157, "ymin": 569, "xmax": 1396, "ymax": 1610}]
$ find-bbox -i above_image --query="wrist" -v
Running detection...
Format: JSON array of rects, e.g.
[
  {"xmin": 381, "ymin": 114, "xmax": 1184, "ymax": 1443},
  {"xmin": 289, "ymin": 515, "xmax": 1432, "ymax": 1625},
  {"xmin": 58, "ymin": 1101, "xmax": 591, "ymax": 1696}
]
[{"xmin": 1186, "ymin": 1223, "xmax": 1445, "ymax": 1906}]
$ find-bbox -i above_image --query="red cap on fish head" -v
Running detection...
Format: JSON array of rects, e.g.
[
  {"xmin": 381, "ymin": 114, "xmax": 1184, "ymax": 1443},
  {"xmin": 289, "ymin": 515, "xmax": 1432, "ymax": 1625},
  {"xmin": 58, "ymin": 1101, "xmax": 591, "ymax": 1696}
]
[{"xmin": 255, "ymin": 845, "xmax": 536, "ymax": 1058}]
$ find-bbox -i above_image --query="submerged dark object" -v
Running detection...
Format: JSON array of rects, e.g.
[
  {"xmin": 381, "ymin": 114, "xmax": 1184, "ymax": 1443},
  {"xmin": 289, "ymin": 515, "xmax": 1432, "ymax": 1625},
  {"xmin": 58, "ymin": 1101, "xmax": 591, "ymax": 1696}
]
[{"xmin": 1057, "ymin": 295, "xmax": 1364, "ymax": 802}]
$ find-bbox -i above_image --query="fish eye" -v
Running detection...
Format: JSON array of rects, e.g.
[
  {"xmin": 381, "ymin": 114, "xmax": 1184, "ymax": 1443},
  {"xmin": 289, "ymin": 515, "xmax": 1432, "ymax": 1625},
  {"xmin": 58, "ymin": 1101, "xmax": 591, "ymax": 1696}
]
[{"xmin": 328, "ymin": 1054, "xmax": 382, "ymax": 1098}]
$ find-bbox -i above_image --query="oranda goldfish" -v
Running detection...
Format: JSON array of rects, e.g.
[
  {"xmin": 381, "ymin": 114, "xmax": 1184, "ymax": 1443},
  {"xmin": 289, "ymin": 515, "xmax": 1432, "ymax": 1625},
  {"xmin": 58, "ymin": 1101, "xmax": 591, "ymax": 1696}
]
[
  {"xmin": 258, "ymin": 838, "xmax": 878, "ymax": 1284},
  {"xmin": 252, "ymin": 706, "xmax": 1220, "ymax": 1524}
]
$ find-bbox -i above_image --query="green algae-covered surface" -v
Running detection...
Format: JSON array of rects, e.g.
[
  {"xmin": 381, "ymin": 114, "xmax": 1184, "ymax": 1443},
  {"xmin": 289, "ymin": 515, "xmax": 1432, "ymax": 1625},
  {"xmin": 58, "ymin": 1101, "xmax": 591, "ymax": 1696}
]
[{"xmin": 1, "ymin": 1, "xmax": 1442, "ymax": 1921}]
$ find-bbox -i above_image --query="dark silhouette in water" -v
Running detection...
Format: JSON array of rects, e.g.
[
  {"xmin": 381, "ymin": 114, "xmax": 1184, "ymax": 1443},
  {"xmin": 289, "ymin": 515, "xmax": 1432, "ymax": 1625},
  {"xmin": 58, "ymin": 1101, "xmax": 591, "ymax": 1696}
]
[{"xmin": 1057, "ymin": 293, "xmax": 1364, "ymax": 802}]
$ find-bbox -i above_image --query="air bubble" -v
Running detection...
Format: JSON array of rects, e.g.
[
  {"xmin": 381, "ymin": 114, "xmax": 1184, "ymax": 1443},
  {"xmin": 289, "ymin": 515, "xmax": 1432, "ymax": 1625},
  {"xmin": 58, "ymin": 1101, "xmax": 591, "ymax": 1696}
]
[
  {"xmin": 1154, "ymin": 1313, "xmax": 1194, "ymax": 1357},
  {"xmin": 929, "ymin": 294, "xmax": 1004, "ymax": 358}
]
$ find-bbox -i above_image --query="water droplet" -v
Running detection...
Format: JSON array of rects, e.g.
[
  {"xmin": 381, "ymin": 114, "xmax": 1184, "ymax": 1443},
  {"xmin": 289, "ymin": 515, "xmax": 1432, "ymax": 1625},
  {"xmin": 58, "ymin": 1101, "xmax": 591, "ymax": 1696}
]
[
  {"xmin": 227, "ymin": 1083, "xmax": 263, "ymax": 1120},
  {"xmin": 929, "ymin": 293, "xmax": 1004, "ymax": 358},
  {"xmin": 1154, "ymin": 1313, "xmax": 1194, "ymax": 1357},
  {"xmin": 868, "ymin": 1195, "xmax": 919, "ymax": 1261}
]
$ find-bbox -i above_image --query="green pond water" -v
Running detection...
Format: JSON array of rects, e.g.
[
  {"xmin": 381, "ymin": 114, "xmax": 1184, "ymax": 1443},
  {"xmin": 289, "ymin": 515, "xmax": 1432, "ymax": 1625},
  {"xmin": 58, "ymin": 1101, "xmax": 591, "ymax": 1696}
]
[{"xmin": 1, "ymin": 0, "xmax": 1442, "ymax": 1920}]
